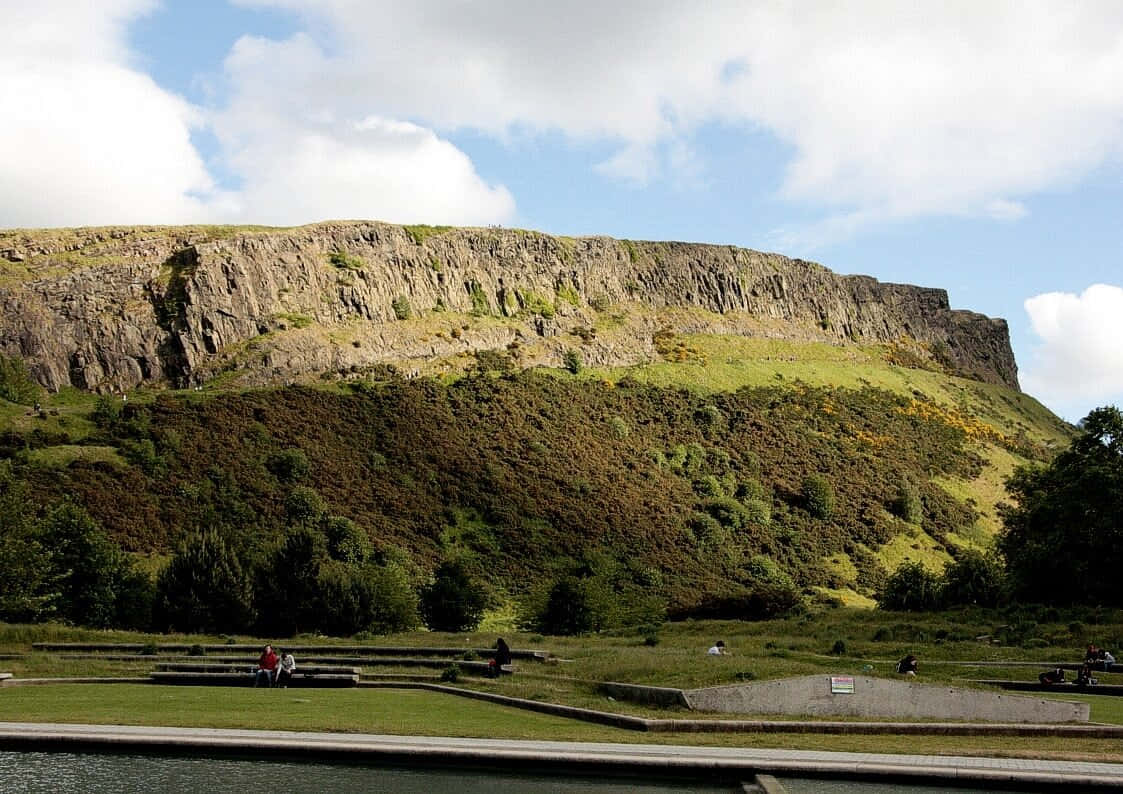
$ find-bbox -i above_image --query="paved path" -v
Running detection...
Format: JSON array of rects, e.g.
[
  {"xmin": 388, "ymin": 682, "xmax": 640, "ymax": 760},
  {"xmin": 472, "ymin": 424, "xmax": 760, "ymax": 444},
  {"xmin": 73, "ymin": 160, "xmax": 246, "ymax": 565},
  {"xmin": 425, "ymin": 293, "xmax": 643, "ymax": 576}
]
[{"xmin": 2, "ymin": 722, "xmax": 1123, "ymax": 789}]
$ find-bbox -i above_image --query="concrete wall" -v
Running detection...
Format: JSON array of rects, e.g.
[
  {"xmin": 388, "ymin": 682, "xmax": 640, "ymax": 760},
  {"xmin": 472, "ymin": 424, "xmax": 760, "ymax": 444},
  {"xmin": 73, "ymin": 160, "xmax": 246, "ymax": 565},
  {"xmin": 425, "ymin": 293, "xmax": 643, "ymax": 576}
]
[
  {"xmin": 682, "ymin": 675, "xmax": 1089, "ymax": 723},
  {"xmin": 599, "ymin": 681, "xmax": 689, "ymax": 708}
]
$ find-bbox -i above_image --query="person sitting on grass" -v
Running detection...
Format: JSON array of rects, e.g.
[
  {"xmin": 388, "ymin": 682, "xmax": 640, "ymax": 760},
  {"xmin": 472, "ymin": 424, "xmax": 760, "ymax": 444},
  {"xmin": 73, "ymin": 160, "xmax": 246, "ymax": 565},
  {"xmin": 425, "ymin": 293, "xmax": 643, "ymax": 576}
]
[
  {"xmin": 276, "ymin": 650, "xmax": 296, "ymax": 688},
  {"xmin": 896, "ymin": 654, "xmax": 918, "ymax": 676},
  {"xmin": 255, "ymin": 644, "xmax": 278, "ymax": 688},
  {"xmin": 707, "ymin": 640, "xmax": 728, "ymax": 656}
]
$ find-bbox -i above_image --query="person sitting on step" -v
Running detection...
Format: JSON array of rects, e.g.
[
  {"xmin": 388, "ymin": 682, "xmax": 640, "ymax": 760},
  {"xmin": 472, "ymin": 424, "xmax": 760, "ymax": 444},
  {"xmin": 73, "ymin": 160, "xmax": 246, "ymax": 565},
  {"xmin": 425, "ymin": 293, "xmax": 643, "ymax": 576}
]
[
  {"xmin": 255, "ymin": 644, "xmax": 278, "ymax": 688},
  {"xmin": 276, "ymin": 650, "xmax": 296, "ymax": 687}
]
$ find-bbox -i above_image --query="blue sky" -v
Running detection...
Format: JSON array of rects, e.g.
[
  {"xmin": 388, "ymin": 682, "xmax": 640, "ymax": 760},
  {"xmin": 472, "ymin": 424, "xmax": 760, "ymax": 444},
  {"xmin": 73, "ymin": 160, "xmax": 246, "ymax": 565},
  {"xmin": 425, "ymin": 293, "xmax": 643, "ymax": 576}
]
[{"xmin": 2, "ymin": 1, "xmax": 1121, "ymax": 422}]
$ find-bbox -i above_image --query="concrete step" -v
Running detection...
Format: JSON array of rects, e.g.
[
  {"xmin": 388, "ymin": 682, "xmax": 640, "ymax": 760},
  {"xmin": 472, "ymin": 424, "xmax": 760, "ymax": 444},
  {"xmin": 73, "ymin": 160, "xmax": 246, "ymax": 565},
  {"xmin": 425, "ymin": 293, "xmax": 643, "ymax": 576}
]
[
  {"xmin": 34, "ymin": 643, "xmax": 547, "ymax": 660},
  {"xmin": 149, "ymin": 671, "xmax": 358, "ymax": 688},
  {"xmin": 154, "ymin": 663, "xmax": 359, "ymax": 675}
]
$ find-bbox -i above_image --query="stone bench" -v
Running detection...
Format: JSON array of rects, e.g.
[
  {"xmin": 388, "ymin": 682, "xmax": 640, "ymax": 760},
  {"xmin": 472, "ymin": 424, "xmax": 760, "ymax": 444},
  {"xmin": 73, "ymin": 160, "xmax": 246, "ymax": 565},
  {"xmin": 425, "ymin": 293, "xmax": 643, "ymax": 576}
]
[
  {"xmin": 149, "ymin": 671, "xmax": 358, "ymax": 688},
  {"xmin": 975, "ymin": 679, "xmax": 1123, "ymax": 696}
]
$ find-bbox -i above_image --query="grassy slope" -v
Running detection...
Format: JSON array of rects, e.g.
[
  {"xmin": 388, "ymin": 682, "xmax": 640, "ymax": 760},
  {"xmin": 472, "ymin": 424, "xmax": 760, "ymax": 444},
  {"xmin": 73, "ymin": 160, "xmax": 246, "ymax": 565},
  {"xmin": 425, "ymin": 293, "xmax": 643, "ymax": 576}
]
[
  {"xmin": 1, "ymin": 319, "xmax": 1072, "ymax": 606},
  {"xmin": 587, "ymin": 331, "xmax": 1069, "ymax": 591}
]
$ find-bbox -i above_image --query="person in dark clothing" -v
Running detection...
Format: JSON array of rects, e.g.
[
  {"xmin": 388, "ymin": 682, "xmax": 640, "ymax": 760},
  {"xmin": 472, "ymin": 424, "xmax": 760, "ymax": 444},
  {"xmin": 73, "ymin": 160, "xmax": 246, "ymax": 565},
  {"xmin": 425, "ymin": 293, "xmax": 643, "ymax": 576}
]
[
  {"xmin": 494, "ymin": 638, "xmax": 512, "ymax": 666},
  {"xmin": 1039, "ymin": 667, "xmax": 1065, "ymax": 685},
  {"xmin": 896, "ymin": 654, "xmax": 918, "ymax": 676},
  {"xmin": 489, "ymin": 638, "xmax": 512, "ymax": 678}
]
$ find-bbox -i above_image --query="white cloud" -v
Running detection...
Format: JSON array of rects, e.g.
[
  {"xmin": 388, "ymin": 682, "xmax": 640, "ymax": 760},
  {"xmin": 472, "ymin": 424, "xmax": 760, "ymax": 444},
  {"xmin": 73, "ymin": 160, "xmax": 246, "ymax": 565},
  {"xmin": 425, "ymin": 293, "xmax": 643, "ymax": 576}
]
[
  {"xmin": 0, "ymin": 0, "xmax": 218, "ymax": 226},
  {"xmin": 0, "ymin": 3, "xmax": 514, "ymax": 229},
  {"xmin": 233, "ymin": 0, "xmax": 1123, "ymax": 234},
  {"xmin": 1022, "ymin": 284, "xmax": 1123, "ymax": 420},
  {"xmin": 6, "ymin": 1, "xmax": 1123, "ymax": 232},
  {"xmin": 211, "ymin": 33, "xmax": 513, "ymax": 226}
]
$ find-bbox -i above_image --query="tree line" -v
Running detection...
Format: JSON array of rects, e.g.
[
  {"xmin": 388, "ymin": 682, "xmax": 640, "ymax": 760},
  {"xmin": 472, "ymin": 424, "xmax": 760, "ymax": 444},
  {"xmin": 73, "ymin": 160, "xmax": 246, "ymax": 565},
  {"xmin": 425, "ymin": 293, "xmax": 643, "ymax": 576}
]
[{"xmin": 879, "ymin": 406, "xmax": 1123, "ymax": 611}]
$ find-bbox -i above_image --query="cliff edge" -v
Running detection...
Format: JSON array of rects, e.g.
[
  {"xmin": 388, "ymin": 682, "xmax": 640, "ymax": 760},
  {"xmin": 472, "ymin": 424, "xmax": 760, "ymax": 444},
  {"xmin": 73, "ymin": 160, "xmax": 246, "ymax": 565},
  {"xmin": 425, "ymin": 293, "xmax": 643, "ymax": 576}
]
[{"xmin": 0, "ymin": 222, "xmax": 1018, "ymax": 393}]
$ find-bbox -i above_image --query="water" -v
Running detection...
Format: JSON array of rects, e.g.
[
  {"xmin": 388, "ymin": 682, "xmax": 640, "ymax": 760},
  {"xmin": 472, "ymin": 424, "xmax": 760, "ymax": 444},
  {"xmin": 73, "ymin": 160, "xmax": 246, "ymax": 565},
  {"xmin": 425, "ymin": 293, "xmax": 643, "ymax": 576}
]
[
  {"xmin": 782, "ymin": 779, "xmax": 1032, "ymax": 794},
  {"xmin": 0, "ymin": 752, "xmax": 1041, "ymax": 793},
  {"xmin": 0, "ymin": 751, "xmax": 734, "ymax": 793}
]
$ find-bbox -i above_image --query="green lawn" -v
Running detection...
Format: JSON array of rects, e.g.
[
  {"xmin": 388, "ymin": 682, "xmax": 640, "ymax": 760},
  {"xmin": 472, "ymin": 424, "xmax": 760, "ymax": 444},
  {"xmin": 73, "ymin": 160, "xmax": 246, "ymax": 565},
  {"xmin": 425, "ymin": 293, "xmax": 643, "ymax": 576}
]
[
  {"xmin": 2, "ymin": 684, "xmax": 1122, "ymax": 761},
  {"xmin": 6, "ymin": 609, "xmax": 1123, "ymax": 763}
]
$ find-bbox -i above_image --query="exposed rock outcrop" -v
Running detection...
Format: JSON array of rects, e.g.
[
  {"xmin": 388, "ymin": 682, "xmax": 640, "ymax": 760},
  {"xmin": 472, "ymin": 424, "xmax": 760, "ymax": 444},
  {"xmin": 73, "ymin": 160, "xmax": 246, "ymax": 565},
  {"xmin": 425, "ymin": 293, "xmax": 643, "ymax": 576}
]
[{"xmin": 0, "ymin": 222, "xmax": 1019, "ymax": 392}]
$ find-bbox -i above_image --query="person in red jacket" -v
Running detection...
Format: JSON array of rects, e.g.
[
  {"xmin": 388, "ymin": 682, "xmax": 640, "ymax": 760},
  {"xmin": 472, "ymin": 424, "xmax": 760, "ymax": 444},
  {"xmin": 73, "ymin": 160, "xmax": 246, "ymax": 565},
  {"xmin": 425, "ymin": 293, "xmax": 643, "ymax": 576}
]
[{"xmin": 255, "ymin": 644, "xmax": 278, "ymax": 688}]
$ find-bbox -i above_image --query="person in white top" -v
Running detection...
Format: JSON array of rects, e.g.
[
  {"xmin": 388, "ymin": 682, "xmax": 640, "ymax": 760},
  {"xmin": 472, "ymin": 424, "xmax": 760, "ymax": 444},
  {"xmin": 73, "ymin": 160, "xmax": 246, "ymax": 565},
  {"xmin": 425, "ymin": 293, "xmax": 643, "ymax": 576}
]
[
  {"xmin": 276, "ymin": 651, "xmax": 296, "ymax": 687},
  {"xmin": 707, "ymin": 640, "xmax": 727, "ymax": 655}
]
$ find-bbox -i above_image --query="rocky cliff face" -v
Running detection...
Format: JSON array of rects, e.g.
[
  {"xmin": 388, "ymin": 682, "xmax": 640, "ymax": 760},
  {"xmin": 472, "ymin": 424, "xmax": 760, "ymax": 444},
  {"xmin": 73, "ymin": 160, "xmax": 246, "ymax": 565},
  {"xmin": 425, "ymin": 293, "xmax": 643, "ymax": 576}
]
[{"xmin": 0, "ymin": 222, "xmax": 1019, "ymax": 392}]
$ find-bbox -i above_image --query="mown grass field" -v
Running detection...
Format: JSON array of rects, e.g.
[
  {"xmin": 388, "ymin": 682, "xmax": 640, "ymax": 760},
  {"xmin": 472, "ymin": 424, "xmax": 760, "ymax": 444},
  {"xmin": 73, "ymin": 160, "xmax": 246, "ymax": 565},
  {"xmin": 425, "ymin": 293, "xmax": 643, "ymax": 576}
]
[
  {"xmin": 4, "ymin": 608, "xmax": 1123, "ymax": 761},
  {"xmin": 3, "ymin": 684, "xmax": 1123, "ymax": 761}
]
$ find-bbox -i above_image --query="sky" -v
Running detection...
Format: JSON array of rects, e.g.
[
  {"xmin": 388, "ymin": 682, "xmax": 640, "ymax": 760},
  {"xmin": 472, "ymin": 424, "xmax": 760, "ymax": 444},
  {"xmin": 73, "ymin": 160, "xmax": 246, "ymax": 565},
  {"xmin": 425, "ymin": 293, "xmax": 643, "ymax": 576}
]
[{"xmin": 1, "ymin": 1, "xmax": 1121, "ymax": 422}]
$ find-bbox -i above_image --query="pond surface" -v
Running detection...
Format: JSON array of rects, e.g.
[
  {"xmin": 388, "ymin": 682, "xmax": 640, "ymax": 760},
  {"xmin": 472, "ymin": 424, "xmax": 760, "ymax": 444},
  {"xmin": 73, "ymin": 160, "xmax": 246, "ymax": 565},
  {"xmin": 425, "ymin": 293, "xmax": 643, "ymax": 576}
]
[
  {"xmin": 0, "ymin": 751, "xmax": 734, "ymax": 793},
  {"xmin": 0, "ymin": 751, "xmax": 1043, "ymax": 793},
  {"xmin": 782, "ymin": 779, "xmax": 1032, "ymax": 794}
]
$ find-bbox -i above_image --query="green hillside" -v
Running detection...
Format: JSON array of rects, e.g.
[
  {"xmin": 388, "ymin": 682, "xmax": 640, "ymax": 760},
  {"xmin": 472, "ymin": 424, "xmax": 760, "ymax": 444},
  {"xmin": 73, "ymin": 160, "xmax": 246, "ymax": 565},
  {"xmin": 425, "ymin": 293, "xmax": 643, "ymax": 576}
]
[{"xmin": 0, "ymin": 328, "xmax": 1071, "ymax": 619}]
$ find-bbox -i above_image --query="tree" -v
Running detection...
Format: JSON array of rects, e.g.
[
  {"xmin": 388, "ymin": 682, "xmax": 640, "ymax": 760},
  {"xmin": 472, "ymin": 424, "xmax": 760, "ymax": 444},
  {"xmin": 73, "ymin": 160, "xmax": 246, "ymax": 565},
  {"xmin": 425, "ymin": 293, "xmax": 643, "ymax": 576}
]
[
  {"xmin": 284, "ymin": 486, "xmax": 326, "ymax": 526},
  {"xmin": 802, "ymin": 474, "xmax": 835, "ymax": 520},
  {"xmin": 532, "ymin": 577, "xmax": 598, "ymax": 635},
  {"xmin": 998, "ymin": 406, "xmax": 1123, "ymax": 605},
  {"xmin": 0, "ymin": 354, "xmax": 41, "ymax": 405},
  {"xmin": 265, "ymin": 448, "xmax": 310, "ymax": 483},
  {"xmin": 154, "ymin": 531, "xmax": 254, "ymax": 633},
  {"xmin": 323, "ymin": 515, "xmax": 371, "ymax": 563},
  {"xmin": 39, "ymin": 500, "xmax": 131, "ymax": 628},
  {"xmin": 260, "ymin": 526, "xmax": 328, "ymax": 635},
  {"xmin": 890, "ymin": 477, "xmax": 923, "ymax": 523},
  {"xmin": 317, "ymin": 559, "xmax": 419, "ymax": 636},
  {"xmin": 877, "ymin": 561, "xmax": 942, "ymax": 611},
  {"xmin": 418, "ymin": 559, "xmax": 488, "ymax": 632},
  {"xmin": 941, "ymin": 550, "xmax": 1004, "ymax": 607},
  {"xmin": 0, "ymin": 464, "xmax": 57, "ymax": 622}
]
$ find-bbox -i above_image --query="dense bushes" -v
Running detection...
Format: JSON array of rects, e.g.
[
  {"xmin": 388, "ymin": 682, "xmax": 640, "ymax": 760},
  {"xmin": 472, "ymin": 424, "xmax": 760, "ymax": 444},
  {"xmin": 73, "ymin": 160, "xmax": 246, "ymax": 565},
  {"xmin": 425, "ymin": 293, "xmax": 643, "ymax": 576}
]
[
  {"xmin": 878, "ymin": 552, "xmax": 1005, "ymax": 611},
  {"xmin": 154, "ymin": 532, "xmax": 254, "ymax": 634},
  {"xmin": 7, "ymin": 374, "xmax": 997, "ymax": 624},
  {"xmin": 0, "ymin": 465, "xmax": 148, "ymax": 628},
  {"xmin": 999, "ymin": 406, "xmax": 1123, "ymax": 605},
  {"xmin": 877, "ymin": 562, "xmax": 943, "ymax": 611},
  {"xmin": 157, "ymin": 516, "xmax": 420, "ymax": 637},
  {"xmin": 802, "ymin": 475, "xmax": 835, "ymax": 520}
]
